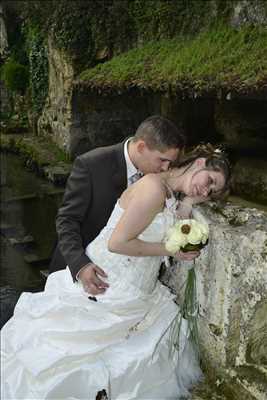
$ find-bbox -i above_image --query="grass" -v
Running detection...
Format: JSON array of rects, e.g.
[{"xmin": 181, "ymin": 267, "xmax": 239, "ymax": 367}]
[{"xmin": 79, "ymin": 25, "xmax": 267, "ymax": 94}]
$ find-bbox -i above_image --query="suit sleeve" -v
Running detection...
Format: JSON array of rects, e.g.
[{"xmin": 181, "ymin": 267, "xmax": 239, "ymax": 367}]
[{"xmin": 56, "ymin": 155, "xmax": 93, "ymax": 279}]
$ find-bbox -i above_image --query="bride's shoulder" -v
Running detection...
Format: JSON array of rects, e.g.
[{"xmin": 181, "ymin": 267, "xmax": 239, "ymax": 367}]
[{"xmin": 138, "ymin": 174, "xmax": 166, "ymax": 197}]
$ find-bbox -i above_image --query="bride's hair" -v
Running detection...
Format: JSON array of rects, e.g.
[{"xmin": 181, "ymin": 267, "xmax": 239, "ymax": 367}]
[{"xmin": 174, "ymin": 143, "xmax": 231, "ymax": 199}]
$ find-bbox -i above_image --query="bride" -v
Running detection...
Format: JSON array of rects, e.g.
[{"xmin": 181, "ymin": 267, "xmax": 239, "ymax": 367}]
[{"xmin": 1, "ymin": 144, "xmax": 230, "ymax": 400}]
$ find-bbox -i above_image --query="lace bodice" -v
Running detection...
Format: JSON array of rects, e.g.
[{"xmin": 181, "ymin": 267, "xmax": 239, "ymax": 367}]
[{"xmin": 86, "ymin": 198, "xmax": 176, "ymax": 299}]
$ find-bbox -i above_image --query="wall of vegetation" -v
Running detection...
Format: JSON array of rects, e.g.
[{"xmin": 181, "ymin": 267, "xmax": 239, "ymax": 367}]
[
  {"xmin": 3, "ymin": 0, "xmax": 256, "ymax": 75},
  {"xmin": 1, "ymin": 0, "xmax": 266, "ymax": 122},
  {"xmin": 1, "ymin": 1, "xmax": 49, "ymax": 124}
]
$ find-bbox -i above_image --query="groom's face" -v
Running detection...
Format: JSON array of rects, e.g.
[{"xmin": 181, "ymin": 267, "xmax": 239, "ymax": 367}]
[{"xmin": 138, "ymin": 144, "xmax": 180, "ymax": 174}]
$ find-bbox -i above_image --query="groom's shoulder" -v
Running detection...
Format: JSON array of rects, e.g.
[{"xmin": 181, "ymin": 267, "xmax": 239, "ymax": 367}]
[{"xmin": 79, "ymin": 141, "xmax": 124, "ymax": 163}]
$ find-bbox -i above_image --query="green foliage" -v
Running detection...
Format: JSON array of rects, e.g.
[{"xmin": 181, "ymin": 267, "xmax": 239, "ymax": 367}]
[
  {"xmin": 2, "ymin": 3, "xmax": 49, "ymax": 117},
  {"xmin": 129, "ymin": 0, "xmax": 213, "ymax": 40},
  {"xmin": 49, "ymin": 1, "xmax": 94, "ymax": 70},
  {"xmin": 26, "ymin": 28, "xmax": 49, "ymax": 114},
  {"xmin": 13, "ymin": 0, "xmax": 236, "ymax": 73},
  {"xmin": 48, "ymin": 0, "xmax": 136, "ymax": 71},
  {"xmin": 1, "ymin": 2, "xmax": 29, "ymax": 96},
  {"xmin": 1, "ymin": 58, "xmax": 29, "ymax": 94},
  {"xmin": 2, "ymin": 1, "xmax": 28, "ymax": 65},
  {"xmin": 15, "ymin": 0, "xmax": 123, "ymax": 71},
  {"xmin": 79, "ymin": 25, "xmax": 267, "ymax": 93}
]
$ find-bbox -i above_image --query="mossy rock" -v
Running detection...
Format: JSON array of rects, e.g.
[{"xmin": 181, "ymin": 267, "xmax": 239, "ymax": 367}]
[
  {"xmin": 191, "ymin": 380, "xmax": 228, "ymax": 400},
  {"xmin": 0, "ymin": 134, "xmax": 71, "ymax": 184},
  {"xmin": 246, "ymin": 299, "xmax": 267, "ymax": 365}
]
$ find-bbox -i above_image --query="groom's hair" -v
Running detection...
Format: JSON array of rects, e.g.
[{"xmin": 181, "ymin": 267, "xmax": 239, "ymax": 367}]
[{"xmin": 133, "ymin": 115, "xmax": 185, "ymax": 151}]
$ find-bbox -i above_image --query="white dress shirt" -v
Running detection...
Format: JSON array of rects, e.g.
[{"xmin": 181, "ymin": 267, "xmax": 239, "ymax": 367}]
[{"xmin": 124, "ymin": 138, "xmax": 140, "ymax": 186}]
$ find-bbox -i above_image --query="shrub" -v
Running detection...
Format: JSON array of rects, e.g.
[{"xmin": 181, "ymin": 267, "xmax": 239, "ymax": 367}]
[{"xmin": 2, "ymin": 59, "xmax": 29, "ymax": 94}]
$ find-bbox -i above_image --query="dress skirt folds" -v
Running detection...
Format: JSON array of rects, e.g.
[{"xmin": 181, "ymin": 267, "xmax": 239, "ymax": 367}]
[{"xmin": 1, "ymin": 202, "xmax": 202, "ymax": 399}]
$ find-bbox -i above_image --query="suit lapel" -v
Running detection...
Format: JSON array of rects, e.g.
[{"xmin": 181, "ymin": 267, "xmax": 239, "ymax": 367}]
[{"xmin": 112, "ymin": 141, "xmax": 127, "ymax": 192}]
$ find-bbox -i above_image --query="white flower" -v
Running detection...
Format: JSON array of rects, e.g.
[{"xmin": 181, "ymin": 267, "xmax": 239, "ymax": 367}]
[{"xmin": 165, "ymin": 219, "xmax": 209, "ymax": 254}]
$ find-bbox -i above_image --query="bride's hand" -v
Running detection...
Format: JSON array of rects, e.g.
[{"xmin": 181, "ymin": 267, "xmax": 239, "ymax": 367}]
[
  {"xmin": 176, "ymin": 196, "xmax": 194, "ymax": 218},
  {"xmin": 78, "ymin": 263, "xmax": 109, "ymax": 295},
  {"xmin": 176, "ymin": 195, "xmax": 209, "ymax": 219},
  {"xmin": 174, "ymin": 250, "xmax": 200, "ymax": 261}
]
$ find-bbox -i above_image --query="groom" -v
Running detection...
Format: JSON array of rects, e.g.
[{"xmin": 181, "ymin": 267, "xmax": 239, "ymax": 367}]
[{"xmin": 49, "ymin": 115, "xmax": 185, "ymax": 295}]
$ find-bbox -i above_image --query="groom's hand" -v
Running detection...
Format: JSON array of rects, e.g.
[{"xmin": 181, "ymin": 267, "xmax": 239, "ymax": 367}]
[{"xmin": 78, "ymin": 263, "xmax": 109, "ymax": 295}]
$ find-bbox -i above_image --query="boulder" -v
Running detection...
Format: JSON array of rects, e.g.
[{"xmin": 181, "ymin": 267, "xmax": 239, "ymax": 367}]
[{"xmin": 161, "ymin": 203, "xmax": 267, "ymax": 399}]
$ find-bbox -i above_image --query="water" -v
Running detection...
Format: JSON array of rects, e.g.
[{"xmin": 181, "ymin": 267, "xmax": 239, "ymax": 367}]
[{"xmin": 0, "ymin": 152, "xmax": 64, "ymax": 292}]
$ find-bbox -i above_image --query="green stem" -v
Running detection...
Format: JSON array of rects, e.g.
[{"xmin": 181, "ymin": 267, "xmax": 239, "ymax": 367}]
[{"xmin": 169, "ymin": 261, "xmax": 199, "ymax": 359}]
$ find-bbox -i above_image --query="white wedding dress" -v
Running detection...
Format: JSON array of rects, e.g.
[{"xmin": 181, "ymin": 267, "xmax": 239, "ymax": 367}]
[{"xmin": 1, "ymin": 199, "xmax": 202, "ymax": 400}]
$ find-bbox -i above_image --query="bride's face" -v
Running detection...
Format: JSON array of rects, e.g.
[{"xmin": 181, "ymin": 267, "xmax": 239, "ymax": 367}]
[{"xmin": 185, "ymin": 168, "xmax": 226, "ymax": 198}]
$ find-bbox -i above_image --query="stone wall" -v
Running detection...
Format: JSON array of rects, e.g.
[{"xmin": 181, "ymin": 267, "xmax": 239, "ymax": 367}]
[
  {"xmin": 231, "ymin": 158, "xmax": 267, "ymax": 205},
  {"xmin": 59, "ymin": 87, "xmax": 226, "ymax": 158},
  {"xmin": 60, "ymin": 86, "xmax": 267, "ymax": 204},
  {"xmin": 214, "ymin": 100, "xmax": 267, "ymax": 154},
  {"xmin": 161, "ymin": 204, "xmax": 267, "ymax": 399},
  {"xmin": 68, "ymin": 88, "xmax": 160, "ymax": 158},
  {"xmin": 214, "ymin": 99, "xmax": 267, "ymax": 205}
]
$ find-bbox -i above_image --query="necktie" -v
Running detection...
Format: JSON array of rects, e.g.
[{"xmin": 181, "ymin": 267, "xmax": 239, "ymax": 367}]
[{"xmin": 129, "ymin": 171, "xmax": 143, "ymax": 185}]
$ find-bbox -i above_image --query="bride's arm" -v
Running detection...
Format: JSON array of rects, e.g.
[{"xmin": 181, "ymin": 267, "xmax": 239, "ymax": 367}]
[{"xmin": 108, "ymin": 176, "xmax": 172, "ymax": 257}]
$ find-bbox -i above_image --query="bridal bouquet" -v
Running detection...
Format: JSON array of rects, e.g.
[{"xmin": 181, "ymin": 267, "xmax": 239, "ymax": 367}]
[
  {"xmin": 165, "ymin": 217, "xmax": 209, "ymax": 358},
  {"xmin": 165, "ymin": 219, "xmax": 209, "ymax": 254}
]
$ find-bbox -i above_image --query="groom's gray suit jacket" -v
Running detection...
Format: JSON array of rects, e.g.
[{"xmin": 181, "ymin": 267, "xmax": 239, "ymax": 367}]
[{"xmin": 49, "ymin": 141, "xmax": 127, "ymax": 281}]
